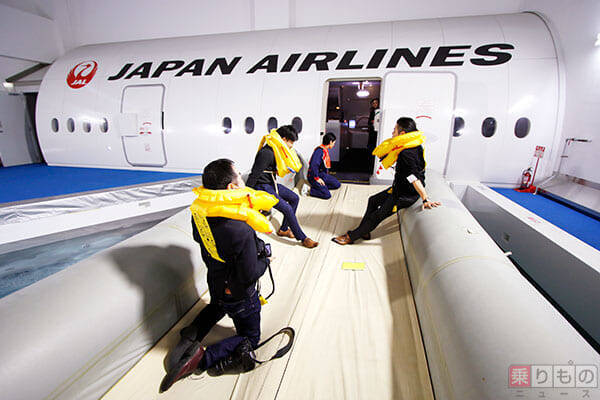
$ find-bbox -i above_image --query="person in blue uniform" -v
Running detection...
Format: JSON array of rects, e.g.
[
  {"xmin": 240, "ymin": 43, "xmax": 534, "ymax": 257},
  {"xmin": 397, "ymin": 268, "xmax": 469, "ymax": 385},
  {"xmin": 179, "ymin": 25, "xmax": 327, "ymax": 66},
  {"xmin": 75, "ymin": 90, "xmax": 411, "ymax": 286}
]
[
  {"xmin": 160, "ymin": 159, "xmax": 270, "ymax": 392},
  {"xmin": 332, "ymin": 117, "xmax": 441, "ymax": 245},
  {"xmin": 246, "ymin": 125, "xmax": 319, "ymax": 248},
  {"xmin": 308, "ymin": 132, "xmax": 341, "ymax": 199}
]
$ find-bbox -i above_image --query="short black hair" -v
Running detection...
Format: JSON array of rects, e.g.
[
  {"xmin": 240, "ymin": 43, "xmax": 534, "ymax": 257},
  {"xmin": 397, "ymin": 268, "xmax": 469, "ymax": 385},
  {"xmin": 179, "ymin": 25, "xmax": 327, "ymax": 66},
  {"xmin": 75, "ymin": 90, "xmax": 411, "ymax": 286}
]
[
  {"xmin": 202, "ymin": 158, "xmax": 236, "ymax": 190},
  {"xmin": 396, "ymin": 117, "xmax": 417, "ymax": 133},
  {"xmin": 322, "ymin": 132, "xmax": 336, "ymax": 145},
  {"xmin": 371, "ymin": 98, "xmax": 379, "ymax": 105},
  {"xmin": 277, "ymin": 125, "xmax": 298, "ymax": 142}
]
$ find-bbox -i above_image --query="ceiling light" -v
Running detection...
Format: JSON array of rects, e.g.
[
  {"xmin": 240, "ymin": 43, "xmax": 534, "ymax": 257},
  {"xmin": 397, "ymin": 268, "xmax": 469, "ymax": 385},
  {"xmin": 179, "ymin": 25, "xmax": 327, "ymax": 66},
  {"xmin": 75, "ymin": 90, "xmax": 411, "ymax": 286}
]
[
  {"xmin": 3, "ymin": 82, "xmax": 14, "ymax": 89},
  {"xmin": 596, "ymin": 33, "xmax": 600, "ymax": 46},
  {"xmin": 356, "ymin": 82, "xmax": 369, "ymax": 97}
]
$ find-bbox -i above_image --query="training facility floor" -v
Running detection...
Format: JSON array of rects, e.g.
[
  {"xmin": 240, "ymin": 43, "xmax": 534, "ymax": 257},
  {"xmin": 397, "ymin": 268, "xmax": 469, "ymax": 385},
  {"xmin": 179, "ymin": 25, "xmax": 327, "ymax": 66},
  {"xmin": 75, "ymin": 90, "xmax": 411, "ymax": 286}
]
[
  {"xmin": 0, "ymin": 164, "xmax": 199, "ymax": 205},
  {"xmin": 101, "ymin": 184, "xmax": 433, "ymax": 400},
  {"xmin": 492, "ymin": 188, "xmax": 600, "ymax": 251}
]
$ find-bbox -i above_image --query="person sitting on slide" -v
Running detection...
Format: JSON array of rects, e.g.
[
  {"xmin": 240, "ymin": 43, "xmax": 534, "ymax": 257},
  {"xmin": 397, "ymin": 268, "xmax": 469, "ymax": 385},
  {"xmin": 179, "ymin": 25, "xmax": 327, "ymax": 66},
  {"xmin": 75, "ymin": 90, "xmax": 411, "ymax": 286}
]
[
  {"xmin": 332, "ymin": 117, "xmax": 441, "ymax": 245},
  {"xmin": 307, "ymin": 132, "xmax": 341, "ymax": 199}
]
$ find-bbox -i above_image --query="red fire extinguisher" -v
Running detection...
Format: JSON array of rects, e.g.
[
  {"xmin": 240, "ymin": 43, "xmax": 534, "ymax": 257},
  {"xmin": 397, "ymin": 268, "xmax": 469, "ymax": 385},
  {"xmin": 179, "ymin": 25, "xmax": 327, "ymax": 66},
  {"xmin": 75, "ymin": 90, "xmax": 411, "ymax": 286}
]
[{"xmin": 519, "ymin": 167, "xmax": 532, "ymax": 190}]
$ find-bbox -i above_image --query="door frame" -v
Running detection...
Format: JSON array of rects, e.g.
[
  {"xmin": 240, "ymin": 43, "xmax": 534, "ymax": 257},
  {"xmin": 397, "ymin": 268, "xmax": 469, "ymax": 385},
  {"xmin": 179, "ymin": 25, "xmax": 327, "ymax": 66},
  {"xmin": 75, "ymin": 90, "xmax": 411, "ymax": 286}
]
[
  {"xmin": 320, "ymin": 76, "xmax": 383, "ymax": 175},
  {"xmin": 374, "ymin": 71, "xmax": 458, "ymax": 184},
  {"xmin": 119, "ymin": 83, "xmax": 168, "ymax": 167}
]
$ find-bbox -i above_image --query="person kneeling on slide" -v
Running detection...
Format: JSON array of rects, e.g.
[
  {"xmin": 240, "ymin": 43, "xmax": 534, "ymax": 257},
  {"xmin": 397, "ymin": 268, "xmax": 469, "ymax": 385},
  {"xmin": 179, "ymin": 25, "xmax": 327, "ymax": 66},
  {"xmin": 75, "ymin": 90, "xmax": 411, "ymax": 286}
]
[
  {"xmin": 247, "ymin": 125, "xmax": 319, "ymax": 248},
  {"xmin": 160, "ymin": 159, "xmax": 274, "ymax": 392},
  {"xmin": 332, "ymin": 117, "xmax": 441, "ymax": 245},
  {"xmin": 308, "ymin": 132, "xmax": 341, "ymax": 199}
]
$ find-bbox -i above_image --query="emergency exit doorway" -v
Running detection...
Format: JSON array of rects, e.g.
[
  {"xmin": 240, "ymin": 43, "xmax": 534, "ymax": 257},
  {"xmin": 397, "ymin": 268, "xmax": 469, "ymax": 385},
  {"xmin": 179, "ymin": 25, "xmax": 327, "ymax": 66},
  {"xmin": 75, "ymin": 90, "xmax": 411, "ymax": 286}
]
[
  {"xmin": 120, "ymin": 84, "xmax": 167, "ymax": 167},
  {"xmin": 323, "ymin": 79, "xmax": 381, "ymax": 183}
]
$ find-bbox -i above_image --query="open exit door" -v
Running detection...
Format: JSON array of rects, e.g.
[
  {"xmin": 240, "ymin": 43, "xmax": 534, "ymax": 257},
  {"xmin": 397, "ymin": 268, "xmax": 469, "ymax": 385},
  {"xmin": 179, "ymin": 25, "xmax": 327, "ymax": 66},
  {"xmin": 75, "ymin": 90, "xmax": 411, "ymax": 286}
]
[
  {"xmin": 119, "ymin": 84, "xmax": 167, "ymax": 167},
  {"xmin": 373, "ymin": 72, "xmax": 456, "ymax": 182}
]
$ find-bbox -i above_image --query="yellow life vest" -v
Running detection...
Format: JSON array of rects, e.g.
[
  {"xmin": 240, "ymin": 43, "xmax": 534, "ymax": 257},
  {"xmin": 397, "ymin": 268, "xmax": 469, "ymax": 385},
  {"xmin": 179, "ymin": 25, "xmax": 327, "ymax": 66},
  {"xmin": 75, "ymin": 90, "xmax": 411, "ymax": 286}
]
[
  {"xmin": 190, "ymin": 187, "xmax": 278, "ymax": 262},
  {"xmin": 372, "ymin": 130, "xmax": 425, "ymax": 169},
  {"xmin": 258, "ymin": 129, "xmax": 302, "ymax": 177}
]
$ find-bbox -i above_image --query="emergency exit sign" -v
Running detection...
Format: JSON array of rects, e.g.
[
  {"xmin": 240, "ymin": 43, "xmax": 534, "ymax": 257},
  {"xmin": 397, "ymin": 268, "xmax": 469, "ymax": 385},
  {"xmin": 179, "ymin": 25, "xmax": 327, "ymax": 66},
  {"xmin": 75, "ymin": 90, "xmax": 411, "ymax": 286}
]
[{"xmin": 534, "ymin": 146, "xmax": 545, "ymax": 158}]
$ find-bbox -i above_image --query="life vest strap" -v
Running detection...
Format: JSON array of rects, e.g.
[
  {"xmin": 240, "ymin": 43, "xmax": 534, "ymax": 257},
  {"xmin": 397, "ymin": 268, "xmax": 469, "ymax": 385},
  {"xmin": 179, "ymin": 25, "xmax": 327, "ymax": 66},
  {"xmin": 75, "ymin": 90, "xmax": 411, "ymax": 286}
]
[{"xmin": 191, "ymin": 210, "xmax": 224, "ymax": 262}]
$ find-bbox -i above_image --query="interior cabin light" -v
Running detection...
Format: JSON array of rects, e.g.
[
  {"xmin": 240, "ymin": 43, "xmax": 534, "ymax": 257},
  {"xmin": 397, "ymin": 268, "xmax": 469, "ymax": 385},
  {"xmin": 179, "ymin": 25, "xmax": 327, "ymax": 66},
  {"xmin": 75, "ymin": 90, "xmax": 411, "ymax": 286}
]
[
  {"xmin": 356, "ymin": 82, "xmax": 369, "ymax": 97},
  {"xmin": 2, "ymin": 81, "xmax": 14, "ymax": 89},
  {"xmin": 596, "ymin": 33, "xmax": 600, "ymax": 46}
]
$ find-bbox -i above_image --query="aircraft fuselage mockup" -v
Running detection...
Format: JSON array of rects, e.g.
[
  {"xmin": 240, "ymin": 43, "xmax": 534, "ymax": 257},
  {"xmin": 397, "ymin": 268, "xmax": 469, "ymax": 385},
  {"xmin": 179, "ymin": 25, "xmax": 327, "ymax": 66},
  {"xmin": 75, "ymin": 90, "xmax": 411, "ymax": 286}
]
[{"xmin": 36, "ymin": 12, "xmax": 560, "ymax": 185}]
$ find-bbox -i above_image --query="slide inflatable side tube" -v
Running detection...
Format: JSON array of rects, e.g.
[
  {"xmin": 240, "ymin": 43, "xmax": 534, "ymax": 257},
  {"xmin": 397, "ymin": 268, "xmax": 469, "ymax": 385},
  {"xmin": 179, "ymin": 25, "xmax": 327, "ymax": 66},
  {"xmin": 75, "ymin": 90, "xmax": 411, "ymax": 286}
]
[
  {"xmin": 399, "ymin": 171, "xmax": 600, "ymax": 399},
  {"xmin": 0, "ymin": 210, "xmax": 207, "ymax": 400}
]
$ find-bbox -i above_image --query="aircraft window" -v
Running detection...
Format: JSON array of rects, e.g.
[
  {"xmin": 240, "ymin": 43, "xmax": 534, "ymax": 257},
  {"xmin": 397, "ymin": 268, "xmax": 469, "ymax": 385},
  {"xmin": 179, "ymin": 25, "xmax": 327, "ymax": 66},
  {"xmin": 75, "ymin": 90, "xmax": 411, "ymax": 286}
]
[
  {"xmin": 67, "ymin": 118, "xmax": 75, "ymax": 133},
  {"xmin": 100, "ymin": 118, "xmax": 109, "ymax": 133},
  {"xmin": 223, "ymin": 117, "xmax": 232, "ymax": 134},
  {"xmin": 482, "ymin": 117, "xmax": 496, "ymax": 138},
  {"xmin": 51, "ymin": 118, "xmax": 59, "ymax": 133},
  {"xmin": 292, "ymin": 117, "xmax": 302, "ymax": 134},
  {"xmin": 267, "ymin": 117, "xmax": 278, "ymax": 131},
  {"xmin": 83, "ymin": 120, "xmax": 91, "ymax": 133},
  {"xmin": 245, "ymin": 117, "xmax": 254, "ymax": 134},
  {"xmin": 453, "ymin": 117, "xmax": 465, "ymax": 137},
  {"xmin": 515, "ymin": 118, "xmax": 530, "ymax": 138}
]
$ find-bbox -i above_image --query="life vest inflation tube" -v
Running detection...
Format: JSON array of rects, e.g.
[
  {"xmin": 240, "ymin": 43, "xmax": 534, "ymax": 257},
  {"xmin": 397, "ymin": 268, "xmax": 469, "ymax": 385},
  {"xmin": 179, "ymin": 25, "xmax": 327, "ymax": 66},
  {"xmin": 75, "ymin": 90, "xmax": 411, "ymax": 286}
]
[
  {"xmin": 258, "ymin": 129, "xmax": 302, "ymax": 177},
  {"xmin": 190, "ymin": 187, "xmax": 278, "ymax": 262},
  {"xmin": 372, "ymin": 130, "xmax": 425, "ymax": 169}
]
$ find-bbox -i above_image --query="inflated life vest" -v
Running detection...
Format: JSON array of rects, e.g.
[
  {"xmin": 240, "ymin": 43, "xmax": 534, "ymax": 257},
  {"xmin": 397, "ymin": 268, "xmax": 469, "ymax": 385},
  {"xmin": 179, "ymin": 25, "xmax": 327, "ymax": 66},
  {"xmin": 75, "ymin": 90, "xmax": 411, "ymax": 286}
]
[
  {"xmin": 318, "ymin": 145, "xmax": 331, "ymax": 169},
  {"xmin": 372, "ymin": 130, "xmax": 425, "ymax": 169},
  {"xmin": 258, "ymin": 129, "xmax": 302, "ymax": 177},
  {"xmin": 190, "ymin": 187, "xmax": 278, "ymax": 262}
]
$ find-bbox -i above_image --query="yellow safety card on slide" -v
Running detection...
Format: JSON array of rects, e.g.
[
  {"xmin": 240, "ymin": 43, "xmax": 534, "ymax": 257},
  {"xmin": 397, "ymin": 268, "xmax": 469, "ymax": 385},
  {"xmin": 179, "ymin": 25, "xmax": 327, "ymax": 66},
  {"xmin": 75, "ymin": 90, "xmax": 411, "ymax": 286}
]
[{"xmin": 342, "ymin": 262, "xmax": 365, "ymax": 271}]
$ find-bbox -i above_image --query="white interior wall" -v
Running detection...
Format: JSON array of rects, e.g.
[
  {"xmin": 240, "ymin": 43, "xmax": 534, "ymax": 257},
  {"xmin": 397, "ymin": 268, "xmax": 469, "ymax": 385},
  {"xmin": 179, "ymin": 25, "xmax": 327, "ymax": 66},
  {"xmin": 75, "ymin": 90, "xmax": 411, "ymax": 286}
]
[
  {"xmin": 0, "ymin": 92, "xmax": 37, "ymax": 166},
  {"xmin": 0, "ymin": 0, "xmax": 524, "ymax": 55},
  {"xmin": 522, "ymin": 0, "xmax": 600, "ymax": 184},
  {"xmin": 0, "ymin": 3, "xmax": 62, "ymax": 86}
]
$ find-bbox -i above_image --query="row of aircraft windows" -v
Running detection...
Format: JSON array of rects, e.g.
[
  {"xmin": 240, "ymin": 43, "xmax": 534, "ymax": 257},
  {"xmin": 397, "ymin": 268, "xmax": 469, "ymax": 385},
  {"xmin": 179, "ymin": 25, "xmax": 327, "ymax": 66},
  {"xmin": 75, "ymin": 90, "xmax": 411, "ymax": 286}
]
[
  {"xmin": 223, "ymin": 116, "xmax": 303, "ymax": 135},
  {"xmin": 453, "ymin": 117, "xmax": 531, "ymax": 138},
  {"xmin": 51, "ymin": 118, "xmax": 109, "ymax": 133},
  {"xmin": 50, "ymin": 115, "xmax": 530, "ymax": 138},
  {"xmin": 51, "ymin": 116, "xmax": 304, "ymax": 136}
]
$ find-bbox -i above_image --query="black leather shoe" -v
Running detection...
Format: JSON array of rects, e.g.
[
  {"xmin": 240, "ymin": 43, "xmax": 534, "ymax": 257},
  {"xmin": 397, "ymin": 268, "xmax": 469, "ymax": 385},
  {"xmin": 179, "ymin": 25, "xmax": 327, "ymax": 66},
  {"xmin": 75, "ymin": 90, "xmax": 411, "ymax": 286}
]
[
  {"xmin": 166, "ymin": 335, "xmax": 195, "ymax": 373},
  {"xmin": 160, "ymin": 341, "xmax": 205, "ymax": 392},
  {"xmin": 207, "ymin": 338, "xmax": 256, "ymax": 376}
]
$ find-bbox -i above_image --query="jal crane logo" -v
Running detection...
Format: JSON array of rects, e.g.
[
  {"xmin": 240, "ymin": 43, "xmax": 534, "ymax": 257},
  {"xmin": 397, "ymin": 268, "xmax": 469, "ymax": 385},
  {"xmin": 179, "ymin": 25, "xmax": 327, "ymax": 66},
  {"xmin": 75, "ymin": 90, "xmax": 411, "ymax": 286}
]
[{"xmin": 67, "ymin": 61, "xmax": 98, "ymax": 89}]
